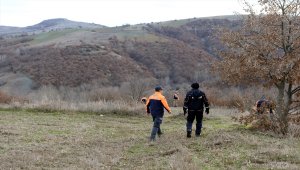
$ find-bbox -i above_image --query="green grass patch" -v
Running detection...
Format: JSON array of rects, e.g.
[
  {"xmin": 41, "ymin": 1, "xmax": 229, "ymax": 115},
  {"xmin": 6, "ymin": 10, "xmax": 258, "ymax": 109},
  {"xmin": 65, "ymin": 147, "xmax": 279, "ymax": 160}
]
[
  {"xmin": 31, "ymin": 29, "xmax": 80, "ymax": 44},
  {"xmin": 48, "ymin": 129, "xmax": 70, "ymax": 135},
  {"xmin": 127, "ymin": 142, "xmax": 157, "ymax": 156},
  {"xmin": 157, "ymin": 18, "xmax": 196, "ymax": 27}
]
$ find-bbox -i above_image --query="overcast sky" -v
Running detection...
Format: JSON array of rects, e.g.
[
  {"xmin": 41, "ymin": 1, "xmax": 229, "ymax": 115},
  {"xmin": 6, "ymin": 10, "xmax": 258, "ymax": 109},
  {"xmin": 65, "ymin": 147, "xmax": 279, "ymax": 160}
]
[{"xmin": 0, "ymin": 0, "xmax": 250, "ymax": 27}]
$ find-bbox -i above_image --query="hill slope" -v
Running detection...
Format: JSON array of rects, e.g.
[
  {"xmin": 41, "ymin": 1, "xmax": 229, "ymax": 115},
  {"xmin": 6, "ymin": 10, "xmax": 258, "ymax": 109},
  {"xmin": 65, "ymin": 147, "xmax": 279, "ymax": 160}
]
[
  {"xmin": 0, "ymin": 26, "xmax": 23, "ymax": 36},
  {"xmin": 0, "ymin": 16, "xmax": 241, "ymax": 94}
]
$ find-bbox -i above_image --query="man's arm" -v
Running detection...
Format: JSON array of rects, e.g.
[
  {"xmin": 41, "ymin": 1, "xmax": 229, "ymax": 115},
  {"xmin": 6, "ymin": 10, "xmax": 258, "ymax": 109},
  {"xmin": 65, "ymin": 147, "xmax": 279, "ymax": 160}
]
[
  {"xmin": 146, "ymin": 98, "xmax": 151, "ymax": 114},
  {"xmin": 203, "ymin": 93, "xmax": 210, "ymax": 114},
  {"xmin": 183, "ymin": 93, "xmax": 190, "ymax": 115},
  {"xmin": 161, "ymin": 97, "xmax": 171, "ymax": 113}
]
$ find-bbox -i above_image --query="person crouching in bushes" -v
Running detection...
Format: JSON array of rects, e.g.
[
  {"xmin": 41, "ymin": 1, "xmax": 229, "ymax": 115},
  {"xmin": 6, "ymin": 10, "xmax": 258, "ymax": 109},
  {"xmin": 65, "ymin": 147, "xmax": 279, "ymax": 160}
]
[{"xmin": 255, "ymin": 96, "xmax": 274, "ymax": 115}]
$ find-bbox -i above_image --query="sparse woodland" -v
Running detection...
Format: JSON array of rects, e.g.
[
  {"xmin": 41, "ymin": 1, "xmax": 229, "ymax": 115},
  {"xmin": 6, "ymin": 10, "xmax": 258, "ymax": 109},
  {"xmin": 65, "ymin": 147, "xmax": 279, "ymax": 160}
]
[{"xmin": 215, "ymin": 0, "xmax": 300, "ymax": 134}]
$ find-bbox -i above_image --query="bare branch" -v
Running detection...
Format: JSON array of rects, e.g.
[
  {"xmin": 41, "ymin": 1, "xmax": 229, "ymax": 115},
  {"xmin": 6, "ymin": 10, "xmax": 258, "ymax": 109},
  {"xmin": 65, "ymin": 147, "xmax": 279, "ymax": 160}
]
[{"xmin": 292, "ymin": 86, "xmax": 300, "ymax": 94}]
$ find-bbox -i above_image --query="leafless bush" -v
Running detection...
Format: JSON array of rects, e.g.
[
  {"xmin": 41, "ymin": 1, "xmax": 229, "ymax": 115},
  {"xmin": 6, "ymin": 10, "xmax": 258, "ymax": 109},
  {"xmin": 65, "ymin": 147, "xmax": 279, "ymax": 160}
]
[
  {"xmin": 88, "ymin": 86, "xmax": 122, "ymax": 101},
  {"xmin": 120, "ymin": 78, "xmax": 156, "ymax": 101},
  {"xmin": 0, "ymin": 90, "xmax": 28, "ymax": 104},
  {"xmin": 0, "ymin": 91, "xmax": 13, "ymax": 104},
  {"xmin": 288, "ymin": 123, "xmax": 300, "ymax": 137},
  {"xmin": 233, "ymin": 113, "xmax": 276, "ymax": 131},
  {"xmin": 22, "ymin": 85, "xmax": 145, "ymax": 114},
  {"xmin": 232, "ymin": 111, "xmax": 300, "ymax": 136},
  {"xmin": 205, "ymin": 86, "xmax": 276, "ymax": 111}
]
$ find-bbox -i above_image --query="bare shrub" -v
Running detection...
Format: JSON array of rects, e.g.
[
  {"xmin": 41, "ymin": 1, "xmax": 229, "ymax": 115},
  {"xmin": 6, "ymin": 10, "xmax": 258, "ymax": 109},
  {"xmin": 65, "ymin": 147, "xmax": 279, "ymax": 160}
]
[
  {"xmin": 23, "ymin": 85, "xmax": 145, "ymax": 115},
  {"xmin": 289, "ymin": 114, "xmax": 300, "ymax": 125},
  {"xmin": 288, "ymin": 123, "xmax": 300, "ymax": 137},
  {"xmin": 234, "ymin": 113, "xmax": 275, "ymax": 131},
  {"xmin": 87, "ymin": 86, "xmax": 121, "ymax": 102},
  {"xmin": 0, "ymin": 91, "xmax": 13, "ymax": 104},
  {"xmin": 205, "ymin": 86, "xmax": 276, "ymax": 111},
  {"xmin": 0, "ymin": 90, "xmax": 29, "ymax": 107},
  {"xmin": 28, "ymin": 85, "xmax": 61, "ymax": 101},
  {"xmin": 120, "ymin": 78, "xmax": 156, "ymax": 101},
  {"xmin": 233, "ymin": 111, "xmax": 300, "ymax": 136}
]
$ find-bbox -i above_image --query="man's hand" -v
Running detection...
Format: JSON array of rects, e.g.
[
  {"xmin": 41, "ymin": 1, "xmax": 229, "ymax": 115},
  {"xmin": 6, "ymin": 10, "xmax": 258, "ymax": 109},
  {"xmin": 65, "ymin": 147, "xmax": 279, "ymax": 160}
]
[
  {"xmin": 168, "ymin": 111, "xmax": 172, "ymax": 114},
  {"xmin": 205, "ymin": 108, "xmax": 209, "ymax": 115},
  {"xmin": 183, "ymin": 107, "xmax": 187, "ymax": 116},
  {"xmin": 184, "ymin": 110, "xmax": 187, "ymax": 116}
]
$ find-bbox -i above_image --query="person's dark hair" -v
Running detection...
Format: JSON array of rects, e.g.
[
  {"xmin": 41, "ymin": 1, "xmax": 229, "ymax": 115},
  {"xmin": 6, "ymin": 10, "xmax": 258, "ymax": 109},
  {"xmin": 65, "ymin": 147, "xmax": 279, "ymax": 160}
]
[
  {"xmin": 155, "ymin": 86, "xmax": 163, "ymax": 92},
  {"xmin": 191, "ymin": 83, "xmax": 199, "ymax": 89}
]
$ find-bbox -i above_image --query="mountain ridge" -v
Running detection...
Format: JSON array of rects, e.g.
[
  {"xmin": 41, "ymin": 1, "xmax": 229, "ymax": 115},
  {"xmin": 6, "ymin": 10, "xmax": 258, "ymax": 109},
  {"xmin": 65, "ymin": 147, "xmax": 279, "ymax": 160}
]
[{"xmin": 0, "ymin": 18, "xmax": 106, "ymax": 36}]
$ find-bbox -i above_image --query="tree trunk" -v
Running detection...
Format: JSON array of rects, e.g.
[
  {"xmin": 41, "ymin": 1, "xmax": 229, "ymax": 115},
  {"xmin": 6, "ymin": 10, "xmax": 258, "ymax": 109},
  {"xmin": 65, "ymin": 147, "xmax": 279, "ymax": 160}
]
[{"xmin": 276, "ymin": 80, "xmax": 289, "ymax": 135}]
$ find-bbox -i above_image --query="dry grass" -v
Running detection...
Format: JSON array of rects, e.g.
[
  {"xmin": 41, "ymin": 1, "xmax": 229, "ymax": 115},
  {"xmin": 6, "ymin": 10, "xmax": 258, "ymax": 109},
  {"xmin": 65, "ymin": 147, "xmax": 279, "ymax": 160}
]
[
  {"xmin": 22, "ymin": 100, "xmax": 144, "ymax": 115},
  {"xmin": 0, "ymin": 108, "xmax": 299, "ymax": 169},
  {"xmin": 0, "ymin": 85, "xmax": 145, "ymax": 115}
]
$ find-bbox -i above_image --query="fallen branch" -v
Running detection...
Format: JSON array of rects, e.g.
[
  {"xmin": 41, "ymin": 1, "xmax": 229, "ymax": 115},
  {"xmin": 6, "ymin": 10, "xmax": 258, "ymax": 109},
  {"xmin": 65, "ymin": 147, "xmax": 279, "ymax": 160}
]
[{"xmin": 160, "ymin": 149, "xmax": 179, "ymax": 156}]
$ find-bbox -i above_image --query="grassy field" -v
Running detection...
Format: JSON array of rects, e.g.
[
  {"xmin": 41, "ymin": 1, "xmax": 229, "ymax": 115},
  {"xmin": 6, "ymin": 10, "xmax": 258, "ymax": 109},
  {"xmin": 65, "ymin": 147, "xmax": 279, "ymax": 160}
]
[
  {"xmin": 31, "ymin": 29, "xmax": 81, "ymax": 44},
  {"xmin": 0, "ymin": 108, "xmax": 299, "ymax": 169},
  {"xmin": 154, "ymin": 18, "xmax": 198, "ymax": 27}
]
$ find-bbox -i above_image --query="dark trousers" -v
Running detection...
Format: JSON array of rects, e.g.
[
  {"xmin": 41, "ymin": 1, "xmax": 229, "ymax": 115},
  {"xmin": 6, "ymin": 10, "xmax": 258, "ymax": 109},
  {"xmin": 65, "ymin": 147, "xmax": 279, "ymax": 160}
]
[
  {"xmin": 150, "ymin": 116, "xmax": 162, "ymax": 140},
  {"xmin": 186, "ymin": 110, "xmax": 203, "ymax": 135}
]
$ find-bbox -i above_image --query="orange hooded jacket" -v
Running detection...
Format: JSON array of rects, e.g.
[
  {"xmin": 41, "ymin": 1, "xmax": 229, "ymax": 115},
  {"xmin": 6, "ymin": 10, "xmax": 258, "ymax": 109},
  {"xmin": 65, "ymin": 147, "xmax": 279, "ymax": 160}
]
[{"xmin": 146, "ymin": 92, "xmax": 171, "ymax": 117}]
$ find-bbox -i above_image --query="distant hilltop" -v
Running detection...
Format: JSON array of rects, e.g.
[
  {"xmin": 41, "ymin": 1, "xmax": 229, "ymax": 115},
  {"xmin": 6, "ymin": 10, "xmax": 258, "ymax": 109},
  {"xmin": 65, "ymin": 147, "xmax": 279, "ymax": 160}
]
[{"xmin": 0, "ymin": 18, "xmax": 106, "ymax": 36}]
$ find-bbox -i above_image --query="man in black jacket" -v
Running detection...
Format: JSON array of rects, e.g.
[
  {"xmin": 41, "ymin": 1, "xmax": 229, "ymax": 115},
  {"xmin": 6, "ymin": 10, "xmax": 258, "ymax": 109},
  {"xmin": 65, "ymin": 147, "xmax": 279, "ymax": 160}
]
[{"xmin": 183, "ymin": 83, "xmax": 209, "ymax": 138}]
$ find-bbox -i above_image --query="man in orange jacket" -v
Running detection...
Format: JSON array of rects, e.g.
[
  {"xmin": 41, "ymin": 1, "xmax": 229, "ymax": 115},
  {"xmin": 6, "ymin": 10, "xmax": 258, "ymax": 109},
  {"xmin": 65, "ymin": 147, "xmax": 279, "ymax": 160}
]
[{"xmin": 146, "ymin": 86, "xmax": 172, "ymax": 141}]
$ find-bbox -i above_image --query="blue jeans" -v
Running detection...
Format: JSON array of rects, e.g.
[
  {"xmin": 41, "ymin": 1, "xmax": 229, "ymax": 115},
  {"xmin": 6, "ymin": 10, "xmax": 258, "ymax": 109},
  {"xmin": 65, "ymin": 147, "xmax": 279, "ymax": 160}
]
[{"xmin": 150, "ymin": 116, "xmax": 163, "ymax": 140}]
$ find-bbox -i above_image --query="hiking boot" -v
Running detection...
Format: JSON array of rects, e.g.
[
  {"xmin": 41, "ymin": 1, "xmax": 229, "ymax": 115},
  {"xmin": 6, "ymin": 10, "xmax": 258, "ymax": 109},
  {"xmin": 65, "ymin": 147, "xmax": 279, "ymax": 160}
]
[
  {"xmin": 195, "ymin": 133, "xmax": 201, "ymax": 137},
  {"xmin": 187, "ymin": 131, "xmax": 192, "ymax": 138},
  {"xmin": 157, "ymin": 131, "xmax": 163, "ymax": 137},
  {"xmin": 148, "ymin": 140, "xmax": 155, "ymax": 146}
]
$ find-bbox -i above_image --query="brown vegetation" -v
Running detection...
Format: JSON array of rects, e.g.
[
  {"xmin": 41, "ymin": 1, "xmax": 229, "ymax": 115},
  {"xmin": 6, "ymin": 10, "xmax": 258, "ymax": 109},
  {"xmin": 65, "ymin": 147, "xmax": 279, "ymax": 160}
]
[
  {"xmin": 0, "ymin": 91, "xmax": 13, "ymax": 104},
  {"xmin": 215, "ymin": 0, "xmax": 300, "ymax": 134},
  {"xmin": 147, "ymin": 18, "xmax": 241, "ymax": 57},
  {"xmin": 0, "ymin": 16, "xmax": 239, "ymax": 88},
  {"xmin": 9, "ymin": 44, "xmax": 151, "ymax": 87},
  {"xmin": 0, "ymin": 90, "xmax": 28, "ymax": 105},
  {"xmin": 1, "ymin": 36, "xmax": 213, "ymax": 87}
]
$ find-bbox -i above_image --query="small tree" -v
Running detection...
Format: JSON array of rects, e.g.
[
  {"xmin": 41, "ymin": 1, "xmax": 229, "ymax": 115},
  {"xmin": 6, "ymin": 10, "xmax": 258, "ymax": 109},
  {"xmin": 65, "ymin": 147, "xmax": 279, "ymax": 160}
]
[
  {"xmin": 121, "ymin": 78, "xmax": 156, "ymax": 101},
  {"xmin": 215, "ymin": 0, "xmax": 300, "ymax": 134}
]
